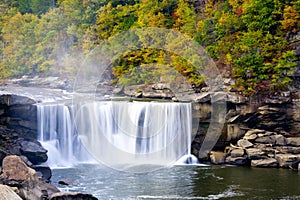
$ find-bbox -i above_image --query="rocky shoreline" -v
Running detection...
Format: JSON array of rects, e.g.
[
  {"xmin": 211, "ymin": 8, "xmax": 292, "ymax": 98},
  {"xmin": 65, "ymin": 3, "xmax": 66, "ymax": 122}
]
[{"xmin": 0, "ymin": 76, "xmax": 300, "ymax": 199}]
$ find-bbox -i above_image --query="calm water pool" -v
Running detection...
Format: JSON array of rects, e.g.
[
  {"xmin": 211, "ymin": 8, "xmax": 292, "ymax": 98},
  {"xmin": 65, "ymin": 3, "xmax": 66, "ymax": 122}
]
[{"xmin": 51, "ymin": 164, "xmax": 300, "ymax": 199}]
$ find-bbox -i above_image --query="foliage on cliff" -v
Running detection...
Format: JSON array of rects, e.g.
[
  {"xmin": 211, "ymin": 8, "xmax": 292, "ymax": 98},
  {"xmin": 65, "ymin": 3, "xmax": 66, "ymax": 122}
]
[{"xmin": 0, "ymin": 0, "xmax": 299, "ymax": 95}]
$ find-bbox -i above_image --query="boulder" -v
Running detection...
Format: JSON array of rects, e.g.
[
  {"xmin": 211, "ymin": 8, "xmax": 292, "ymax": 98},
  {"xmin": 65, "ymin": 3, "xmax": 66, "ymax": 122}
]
[
  {"xmin": 210, "ymin": 151, "xmax": 226, "ymax": 164},
  {"xmin": 251, "ymin": 158, "xmax": 278, "ymax": 167},
  {"xmin": 245, "ymin": 148, "xmax": 265, "ymax": 160},
  {"xmin": 31, "ymin": 165, "xmax": 52, "ymax": 182},
  {"xmin": 0, "ymin": 184, "xmax": 22, "ymax": 200},
  {"xmin": 230, "ymin": 149, "xmax": 245, "ymax": 158},
  {"xmin": 19, "ymin": 140, "xmax": 48, "ymax": 164},
  {"xmin": 50, "ymin": 192, "xmax": 98, "ymax": 200},
  {"xmin": 275, "ymin": 154, "xmax": 300, "ymax": 168},
  {"xmin": 237, "ymin": 139, "xmax": 253, "ymax": 148},
  {"xmin": 286, "ymin": 137, "xmax": 300, "ymax": 146},
  {"xmin": 1, "ymin": 155, "xmax": 37, "ymax": 185},
  {"xmin": 0, "ymin": 155, "xmax": 59, "ymax": 200},
  {"xmin": 225, "ymin": 156, "xmax": 248, "ymax": 165}
]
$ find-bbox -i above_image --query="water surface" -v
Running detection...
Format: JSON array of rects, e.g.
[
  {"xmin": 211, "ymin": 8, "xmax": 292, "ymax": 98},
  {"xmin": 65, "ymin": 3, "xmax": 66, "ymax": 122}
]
[{"xmin": 51, "ymin": 164, "xmax": 300, "ymax": 199}]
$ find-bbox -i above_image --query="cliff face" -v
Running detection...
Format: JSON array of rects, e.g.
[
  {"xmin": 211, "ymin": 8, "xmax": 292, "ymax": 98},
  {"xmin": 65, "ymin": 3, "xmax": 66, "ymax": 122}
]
[
  {"xmin": 192, "ymin": 93, "xmax": 300, "ymax": 169},
  {"xmin": 0, "ymin": 94, "xmax": 37, "ymax": 139}
]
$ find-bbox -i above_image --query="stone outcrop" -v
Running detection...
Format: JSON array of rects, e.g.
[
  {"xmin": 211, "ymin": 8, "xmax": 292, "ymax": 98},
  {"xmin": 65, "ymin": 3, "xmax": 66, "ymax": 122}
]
[
  {"xmin": 19, "ymin": 140, "xmax": 48, "ymax": 164},
  {"xmin": 191, "ymin": 90, "xmax": 300, "ymax": 169},
  {"xmin": 0, "ymin": 155, "xmax": 59, "ymax": 200}
]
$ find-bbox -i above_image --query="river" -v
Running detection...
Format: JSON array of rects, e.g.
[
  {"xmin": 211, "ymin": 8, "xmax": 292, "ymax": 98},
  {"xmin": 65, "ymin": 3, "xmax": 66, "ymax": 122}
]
[{"xmin": 51, "ymin": 164, "xmax": 300, "ymax": 200}]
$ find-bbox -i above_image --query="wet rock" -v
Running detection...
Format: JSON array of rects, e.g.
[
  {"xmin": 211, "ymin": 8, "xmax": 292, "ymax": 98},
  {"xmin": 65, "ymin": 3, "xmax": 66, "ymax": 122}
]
[
  {"xmin": 251, "ymin": 158, "xmax": 278, "ymax": 167},
  {"xmin": 58, "ymin": 179, "xmax": 73, "ymax": 186},
  {"xmin": 245, "ymin": 148, "xmax": 265, "ymax": 160},
  {"xmin": 237, "ymin": 139, "xmax": 253, "ymax": 149},
  {"xmin": 19, "ymin": 140, "xmax": 48, "ymax": 164},
  {"xmin": 225, "ymin": 156, "xmax": 248, "ymax": 165},
  {"xmin": 210, "ymin": 151, "xmax": 226, "ymax": 164},
  {"xmin": 0, "ymin": 184, "xmax": 22, "ymax": 200},
  {"xmin": 286, "ymin": 137, "xmax": 300, "ymax": 146},
  {"xmin": 50, "ymin": 192, "xmax": 98, "ymax": 200},
  {"xmin": 32, "ymin": 165, "xmax": 52, "ymax": 182},
  {"xmin": 275, "ymin": 154, "xmax": 300, "ymax": 168}
]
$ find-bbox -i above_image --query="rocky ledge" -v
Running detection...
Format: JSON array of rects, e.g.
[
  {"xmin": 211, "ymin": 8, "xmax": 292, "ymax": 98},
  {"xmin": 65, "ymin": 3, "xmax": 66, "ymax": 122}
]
[
  {"xmin": 0, "ymin": 155, "xmax": 98, "ymax": 200},
  {"xmin": 210, "ymin": 129, "xmax": 300, "ymax": 169}
]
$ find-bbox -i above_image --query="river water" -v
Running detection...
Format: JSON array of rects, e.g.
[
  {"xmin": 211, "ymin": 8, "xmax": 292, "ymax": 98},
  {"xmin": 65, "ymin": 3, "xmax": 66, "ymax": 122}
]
[{"xmin": 51, "ymin": 164, "xmax": 300, "ymax": 200}]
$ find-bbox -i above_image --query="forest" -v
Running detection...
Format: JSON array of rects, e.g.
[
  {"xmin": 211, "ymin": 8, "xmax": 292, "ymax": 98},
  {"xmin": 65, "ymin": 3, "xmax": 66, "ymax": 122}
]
[{"xmin": 0, "ymin": 0, "xmax": 299, "ymax": 95}]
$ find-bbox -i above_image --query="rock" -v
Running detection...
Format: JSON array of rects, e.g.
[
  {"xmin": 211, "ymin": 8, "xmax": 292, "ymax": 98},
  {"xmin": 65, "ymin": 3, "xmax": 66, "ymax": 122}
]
[
  {"xmin": 50, "ymin": 192, "xmax": 98, "ymax": 200},
  {"xmin": 255, "ymin": 135, "xmax": 276, "ymax": 145},
  {"xmin": 32, "ymin": 165, "xmax": 52, "ymax": 182},
  {"xmin": 245, "ymin": 148, "xmax": 265, "ymax": 160},
  {"xmin": 0, "ymin": 184, "xmax": 22, "ymax": 200},
  {"xmin": 20, "ymin": 155, "xmax": 33, "ymax": 166},
  {"xmin": 276, "ymin": 146, "xmax": 300, "ymax": 154},
  {"xmin": 243, "ymin": 134, "xmax": 257, "ymax": 141},
  {"xmin": 227, "ymin": 125, "xmax": 246, "ymax": 141},
  {"xmin": 227, "ymin": 93, "xmax": 248, "ymax": 104},
  {"xmin": 0, "ymin": 95, "xmax": 35, "ymax": 106},
  {"xmin": 225, "ymin": 156, "xmax": 248, "ymax": 165},
  {"xmin": 265, "ymin": 97, "xmax": 290, "ymax": 104},
  {"xmin": 142, "ymin": 91, "xmax": 174, "ymax": 99},
  {"xmin": 1, "ymin": 155, "xmax": 37, "ymax": 185},
  {"xmin": 251, "ymin": 158, "xmax": 278, "ymax": 167},
  {"xmin": 0, "ymin": 155, "xmax": 59, "ymax": 200},
  {"xmin": 258, "ymin": 105, "xmax": 281, "ymax": 115},
  {"xmin": 274, "ymin": 135, "xmax": 286, "ymax": 146},
  {"xmin": 0, "ymin": 149, "xmax": 7, "ymax": 164},
  {"xmin": 275, "ymin": 154, "xmax": 300, "ymax": 168},
  {"xmin": 237, "ymin": 139, "xmax": 253, "ymax": 148},
  {"xmin": 58, "ymin": 179, "xmax": 73, "ymax": 186},
  {"xmin": 243, "ymin": 129, "xmax": 265, "ymax": 141},
  {"xmin": 230, "ymin": 149, "xmax": 245, "ymax": 158},
  {"xmin": 152, "ymin": 83, "xmax": 170, "ymax": 90},
  {"xmin": 286, "ymin": 137, "xmax": 300, "ymax": 146},
  {"xmin": 19, "ymin": 140, "xmax": 48, "ymax": 164},
  {"xmin": 211, "ymin": 92, "xmax": 227, "ymax": 103},
  {"xmin": 194, "ymin": 92, "xmax": 211, "ymax": 103},
  {"xmin": 210, "ymin": 151, "xmax": 226, "ymax": 164}
]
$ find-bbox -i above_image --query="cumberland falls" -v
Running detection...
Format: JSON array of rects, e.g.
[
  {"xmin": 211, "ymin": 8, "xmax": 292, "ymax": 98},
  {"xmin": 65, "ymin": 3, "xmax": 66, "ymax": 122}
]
[{"xmin": 37, "ymin": 101, "xmax": 198, "ymax": 171}]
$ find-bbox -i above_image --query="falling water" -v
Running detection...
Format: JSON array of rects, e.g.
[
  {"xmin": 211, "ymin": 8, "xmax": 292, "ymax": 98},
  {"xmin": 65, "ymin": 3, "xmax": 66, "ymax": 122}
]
[{"xmin": 37, "ymin": 101, "xmax": 198, "ymax": 169}]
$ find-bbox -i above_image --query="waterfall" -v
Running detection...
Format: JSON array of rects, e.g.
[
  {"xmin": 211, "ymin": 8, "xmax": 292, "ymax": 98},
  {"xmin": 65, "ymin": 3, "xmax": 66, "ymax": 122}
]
[
  {"xmin": 37, "ymin": 104, "xmax": 94, "ymax": 167},
  {"xmin": 37, "ymin": 101, "xmax": 198, "ymax": 169}
]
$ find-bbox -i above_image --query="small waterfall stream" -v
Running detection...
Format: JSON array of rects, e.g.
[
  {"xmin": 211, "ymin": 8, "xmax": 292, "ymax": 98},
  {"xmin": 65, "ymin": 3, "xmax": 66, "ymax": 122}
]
[{"xmin": 37, "ymin": 101, "xmax": 198, "ymax": 169}]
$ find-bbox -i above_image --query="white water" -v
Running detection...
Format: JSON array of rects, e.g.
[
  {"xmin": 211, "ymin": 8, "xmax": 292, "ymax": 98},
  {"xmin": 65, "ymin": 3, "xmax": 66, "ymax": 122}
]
[{"xmin": 37, "ymin": 101, "xmax": 198, "ymax": 169}]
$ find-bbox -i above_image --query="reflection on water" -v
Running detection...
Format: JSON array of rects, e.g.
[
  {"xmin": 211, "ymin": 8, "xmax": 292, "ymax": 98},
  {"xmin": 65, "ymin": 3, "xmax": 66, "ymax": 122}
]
[{"xmin": 51, "ymin": 164, "xmax": 300, "ymax": 200}]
